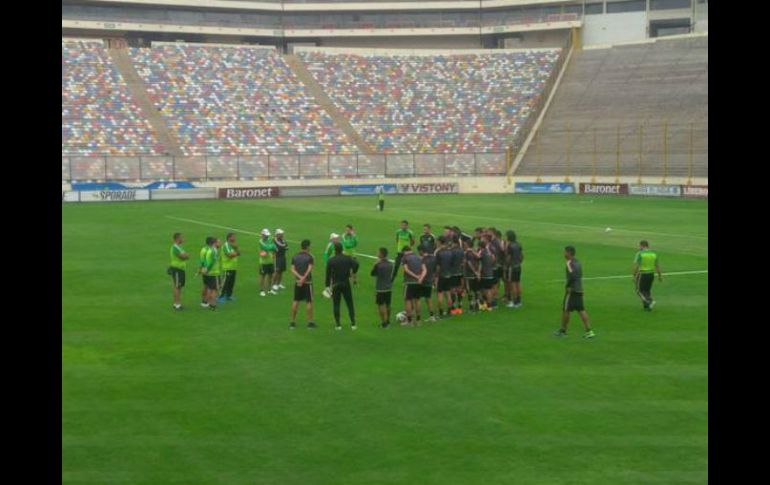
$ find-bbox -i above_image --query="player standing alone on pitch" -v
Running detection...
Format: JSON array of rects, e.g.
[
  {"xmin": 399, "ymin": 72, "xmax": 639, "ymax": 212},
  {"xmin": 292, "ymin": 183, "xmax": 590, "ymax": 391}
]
[
  {"xmin": 289, "ymin": 239, "xmax": 316, "ymax": 329},
  {"xmin": 377, "ymin": 185, "xmax": 385, "ymax": 211},
  {"xmin": 325, "ymin": 243, "xmax": 360, "ymax": 330},
  {"xmin": 272, "ymin": 229, "xmax": 288, "ymax": 292},
  {"xmin": 219, "ymin": 232, "xmax": 240, "ymax": 303},
  {"xmin": 503, "ymin": 230, "xmax": 524, "ymax": 308},
  {"xmin": 258, "ymin": 229, "xmax": 277, "ymax": 297},
  {"xmin": 391, "ymin": 220, "xmax": 415, "ymax": 282},
  {"xmin": 633, "ymin": 240, "xmax": 662, "ymax": 311},
  {"xmin": 371, "ymin": 248, "xmax": 394, "ymax": 328},
  {"xmin": 168, "ymin": 232, "xmax": 189, "ymax": 311},
  {"xmin": 554, "ymin": 246, "xmax": 595, "ymax": 339}
]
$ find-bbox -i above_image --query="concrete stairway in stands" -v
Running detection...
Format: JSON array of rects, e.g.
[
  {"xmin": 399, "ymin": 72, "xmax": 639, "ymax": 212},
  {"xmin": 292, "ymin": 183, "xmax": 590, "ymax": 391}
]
[
  {"xmin": 108, "ymin": 47, "xmax": 183, "ymax": 157},
  {"xmin": 284, "ymin": 54, "xmax": 375, "ymax": 155}
]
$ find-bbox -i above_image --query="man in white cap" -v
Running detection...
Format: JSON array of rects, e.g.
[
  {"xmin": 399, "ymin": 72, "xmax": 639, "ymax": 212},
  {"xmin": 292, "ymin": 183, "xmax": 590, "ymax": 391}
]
[
  {"xmin": 272, "ymin": 228, "xmax": 288, "ymax": 292},
  {"xmin": 323, "ymin": 233, "xmax": 340, "ymax": 264},
  {"xmin": 258, "ymin": 228, "xmax": 277, "ymax": 296}
]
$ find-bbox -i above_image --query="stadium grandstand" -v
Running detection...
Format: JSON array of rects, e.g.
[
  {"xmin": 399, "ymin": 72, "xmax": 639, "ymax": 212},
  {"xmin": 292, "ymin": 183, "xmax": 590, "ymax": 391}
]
[{"xmin": 62, "ymin": 0, "xmax": 707, "ymax": 183}]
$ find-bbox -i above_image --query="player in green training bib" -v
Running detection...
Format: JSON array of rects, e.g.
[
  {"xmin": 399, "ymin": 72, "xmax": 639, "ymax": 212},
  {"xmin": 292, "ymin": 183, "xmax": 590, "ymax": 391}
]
[
  {"xmin": 168, "ymin": 232, "xmax": 189, "ymax": 311},
  {"xmin": 391, "ymin": 220, "xmax": 415, "ymax": 282},
  {"xmin": 198, "ymin": 238, "xmax": 212, "ymax": 307},
  {"xmin": 201, "ymin": 237, "xmax": 221, "ymax": 310},
  {"xmin": 258, "ymin": 228, "xmax": 277, "ymax": 297},
  {"xmin": 633, "ymin": 240, "xmax": 663, "ymax": 311},
  {"xmin": 341, "ymin": 224, "xmax": 358, "ymax": 257},
  {"xmin": 323, "ymin": 233, "xmax": 341, "ymax": 263},
  {"xmin": 219, "ymin": 232, "xmax": 240, "ymax": 303}
]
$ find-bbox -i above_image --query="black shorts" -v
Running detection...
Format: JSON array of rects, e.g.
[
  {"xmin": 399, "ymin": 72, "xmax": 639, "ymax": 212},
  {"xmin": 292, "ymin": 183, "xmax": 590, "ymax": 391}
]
[
  {"xmin": 465, "ymin": 277, "xmax": 480, "ymax": 292},
  {"xmin": 480, "ymin": 278, "xmax": 496, "ymax": 290},
  {"xmin": 563, "ymin": 291, "xmax": 585, "ymax": 312},
  {"xmin": 260, "ymin": 264, "xmax": 275, "ymax": 275},
  {"xmin": 404, "ymin": 284, "xmax": 422, "ymax": 300},
  {"xmin": 275, "ymin": 257, "xmax": 287, "ymax": 273},
  {"xmin": 203, "ymin": 275, "xmax": 218, "ymax": 290},
  {"xmin": 168, "ymin": 267, "xmax": 185, "ymax": 289},
  {"xmin": 451, "ymin": 275, "xmax": 463, "ymax": 289},
  {"xmin": 420, "ymin": 285, "xmax": 433, "ymax": 299},
  {"xmin": 494, "ymin": 267, "xmax": 503, "ymax": 279},
  {"xmin": 293, "ymin": 283, "xmax": 313, "ymax": 302},
  {"xmin": 376, "ymin": 291, "xmax": 392, "ymax": 306},
  {"xmin": 504, "ymin": 266, "xmax": 522, "ymax": 283},
  {"xmin": 437, "ymin": 276, "xmax": 454, "ymax": 292}
]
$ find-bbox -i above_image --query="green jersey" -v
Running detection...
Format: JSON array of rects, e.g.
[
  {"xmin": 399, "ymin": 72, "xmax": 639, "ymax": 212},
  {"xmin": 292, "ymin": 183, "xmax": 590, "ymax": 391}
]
[
  {"xmin": 634, "ymin": 249, "xmax": 658, "ymax": 273},
  {"xmin": 323, "ymin": 241, "xmax": 336, "ymax": 263},
  {"xmin": 170, "ymin": 244, "xmax": 187, "ymax": 270},
  {"xmin": 378, "ymin": 191, "xmax": 385, "ymax": 202},
  {"xmin": 259, "ymin": 237, "xmax": 276, "ymax": 265},
  {"xmin": 396, "ymin": 228, "xmax": 414, "ymax": 252},
  {"xmin": 199, "ymin": 246, "xmax": 208, "ymax": 269},
  {"xmin": 203, "ymin": 246, "xmax": 221, "ymax": 276},
  {"xmin": 222, "ymin": 241, "xmax": 239, "ymax": 271},
  {"xmin": 341, "ymin": 233, "xmax": 358, "ymax": 257}
]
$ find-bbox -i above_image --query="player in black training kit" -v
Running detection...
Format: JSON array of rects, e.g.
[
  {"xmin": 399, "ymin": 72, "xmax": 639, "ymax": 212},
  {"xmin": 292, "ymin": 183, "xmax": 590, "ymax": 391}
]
[
  {"xmin": 418, "ymin": 245, "xmax": 438, "ymax": 322},
  {"xmin": 272, "ymin": 229, "xmax": 288, "ymax": 292},
  {"xmin": 434, "ymin": 236, "xmax": 455, "ymax": 318},
  {"xmin": 290, "ymin": 239, "xmax": 316, "ymax": 329},
  {"xmin": 371, "ymin": 248, "xmax": 394, "ymax": 328},
  {"xmin": 463, "ymin": 239, "xmax": 481, "ymax": 313},
  {"xmin": 419, "ymin": 224, "xmax": 437, "ymax": 254},
  {"xmin": 554, "ymin": 246, "xmax": 595, "ymax": 339},
  {"xmin": 449, "ymin": 236, "xmax": 465, "ymax": 314},
  {"xmin": 503, "ymin": 230, "xmax": 524, "ymax": 308},
  {"xmin": 325, "ymin": 243, "xmax": 360, "ymax": 330},
  {"xmin": 402, "ymin": 246, "xmax": 427, "ymax": 325}
]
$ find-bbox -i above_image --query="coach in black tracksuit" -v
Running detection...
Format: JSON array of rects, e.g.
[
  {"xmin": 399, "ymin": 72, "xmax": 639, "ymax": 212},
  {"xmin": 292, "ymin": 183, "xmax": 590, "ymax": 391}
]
[{"xmin": 325, "ymin": 242, "xmax": 360, "ymax": 330}]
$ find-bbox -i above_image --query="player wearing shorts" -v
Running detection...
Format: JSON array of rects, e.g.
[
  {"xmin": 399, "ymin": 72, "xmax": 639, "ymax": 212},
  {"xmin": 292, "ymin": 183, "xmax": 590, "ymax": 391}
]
[
  {"xmin": 463, "ymin": 240, "xmax": 481, "ymax": 313},
  {"xmin": 289, "ymin": 239, "xmax": 316, "ymax": 329},
  {"xmin": 503, "ymin": 230, "xmax": 524, "ymax": 308},
  {"xmin": 449, "ymin": 239, "xmax": 465, "ymax": 314},
  {"xmin": 418, "ymin": 245, "xmax": 437, "ymax": 322},
  {"xmin": 377, "ymin": 185, "xmax": 385, "ymax": 211},
  {"xmin": 371, "ymin": 248, "xmax": 394, "ymax": 328},
  {"xmin": 633, "ymin": 240, "xmax": 662, "ymax": 311},
  {"xmin": 478, "ymin": 240, "xmax": 496, "ymax": 311},
  {"xmin": 554, "ymin": 246, "xmax": 595, "ymax": 339},
  {"xmin": 200, "ymin": 237, "xmax": 221, "ymax": 310},
  {"xmin": 434, "ymin": 236, "xmax": 455, "ymax": 318},
  {"xmin": 258, "ymin": 228, "xmax": 277, "ymax": 296},
  {"xmin": 168, "ymin": 232, "xmax": 189, "ymax": 311},
  {"xmin": 219, "ymin": 232, "xmax": 240, "ymax": 303},
  {"xmin": 391, "ymin": 220, "xmax": 415, "ymax": 282},
  {"xmin": 198, "ymin": 239, "xmax": 211, "ymax": 307},
  {"xmin": 402, "ymin": 246, "xmax": 427, "ymax": 325},
  {"xmin": 271, "ymin": 229, "xmax": 288, "ymax": 292},
  {"xmin": 489, "ymin": 229, "xmax": 505, "ymax": 308}
]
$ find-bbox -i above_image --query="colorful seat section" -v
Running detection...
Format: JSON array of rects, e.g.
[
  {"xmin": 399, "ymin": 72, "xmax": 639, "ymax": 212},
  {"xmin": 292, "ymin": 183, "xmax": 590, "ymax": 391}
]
[
  {"xmin": 298, "ymin": 50, "xmax": 560, "ymax": 154},
  {"xmin": 129, "ymin": 45, "xmax": 356, "ymax": 156},
  {"xmin": 62, "ymin": 41, "xmax": 163, "ymax": 156}
]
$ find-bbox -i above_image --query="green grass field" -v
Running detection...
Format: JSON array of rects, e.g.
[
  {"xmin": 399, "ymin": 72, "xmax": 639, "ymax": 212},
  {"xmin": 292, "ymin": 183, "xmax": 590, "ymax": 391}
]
[{"xmin": 62, "ymin": 194, "xmax": 708, "ymax": 485}]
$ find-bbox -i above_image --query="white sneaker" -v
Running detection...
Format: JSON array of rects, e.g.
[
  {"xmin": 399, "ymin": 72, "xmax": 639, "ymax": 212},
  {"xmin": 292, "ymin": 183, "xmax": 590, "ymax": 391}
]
[
  {"xmin": 427, "ymin": 316, "xmax": 437, "ymax": 322},
  {"xmin": 200, "ymin": 302, "xmax": 209, "ymax": 308},
  {"xmin": 506, "ymin": 301, "xmax": 515, "ymax": 308},
  {"xmin": 278, "ymin": 284, "xmax": 286, "ymax": 289},
  {"xmin": 260, "ymin": 291, "xmax": 266, "ymax": 297},
  {"xmin": 650, "ymin": 300, "xmax": 656, "ymax": 309},
  {"xmin": 269, "ymin": 290, "xmax": 278, "ymax": 295},
  {"xmin": 272, "ymin": 285, "xmax": 279, "ymax": 291}
]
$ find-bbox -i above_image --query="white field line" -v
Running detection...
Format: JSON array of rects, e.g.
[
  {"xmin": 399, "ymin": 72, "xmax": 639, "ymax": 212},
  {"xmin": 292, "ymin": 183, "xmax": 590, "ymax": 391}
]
[
  {"xmin": 166, "ymin": 215, "xmax": 387, "ymax": 261},
  {"xmin": 547, "ymin": 270, "xmax": 708, "ymax": 282}
]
